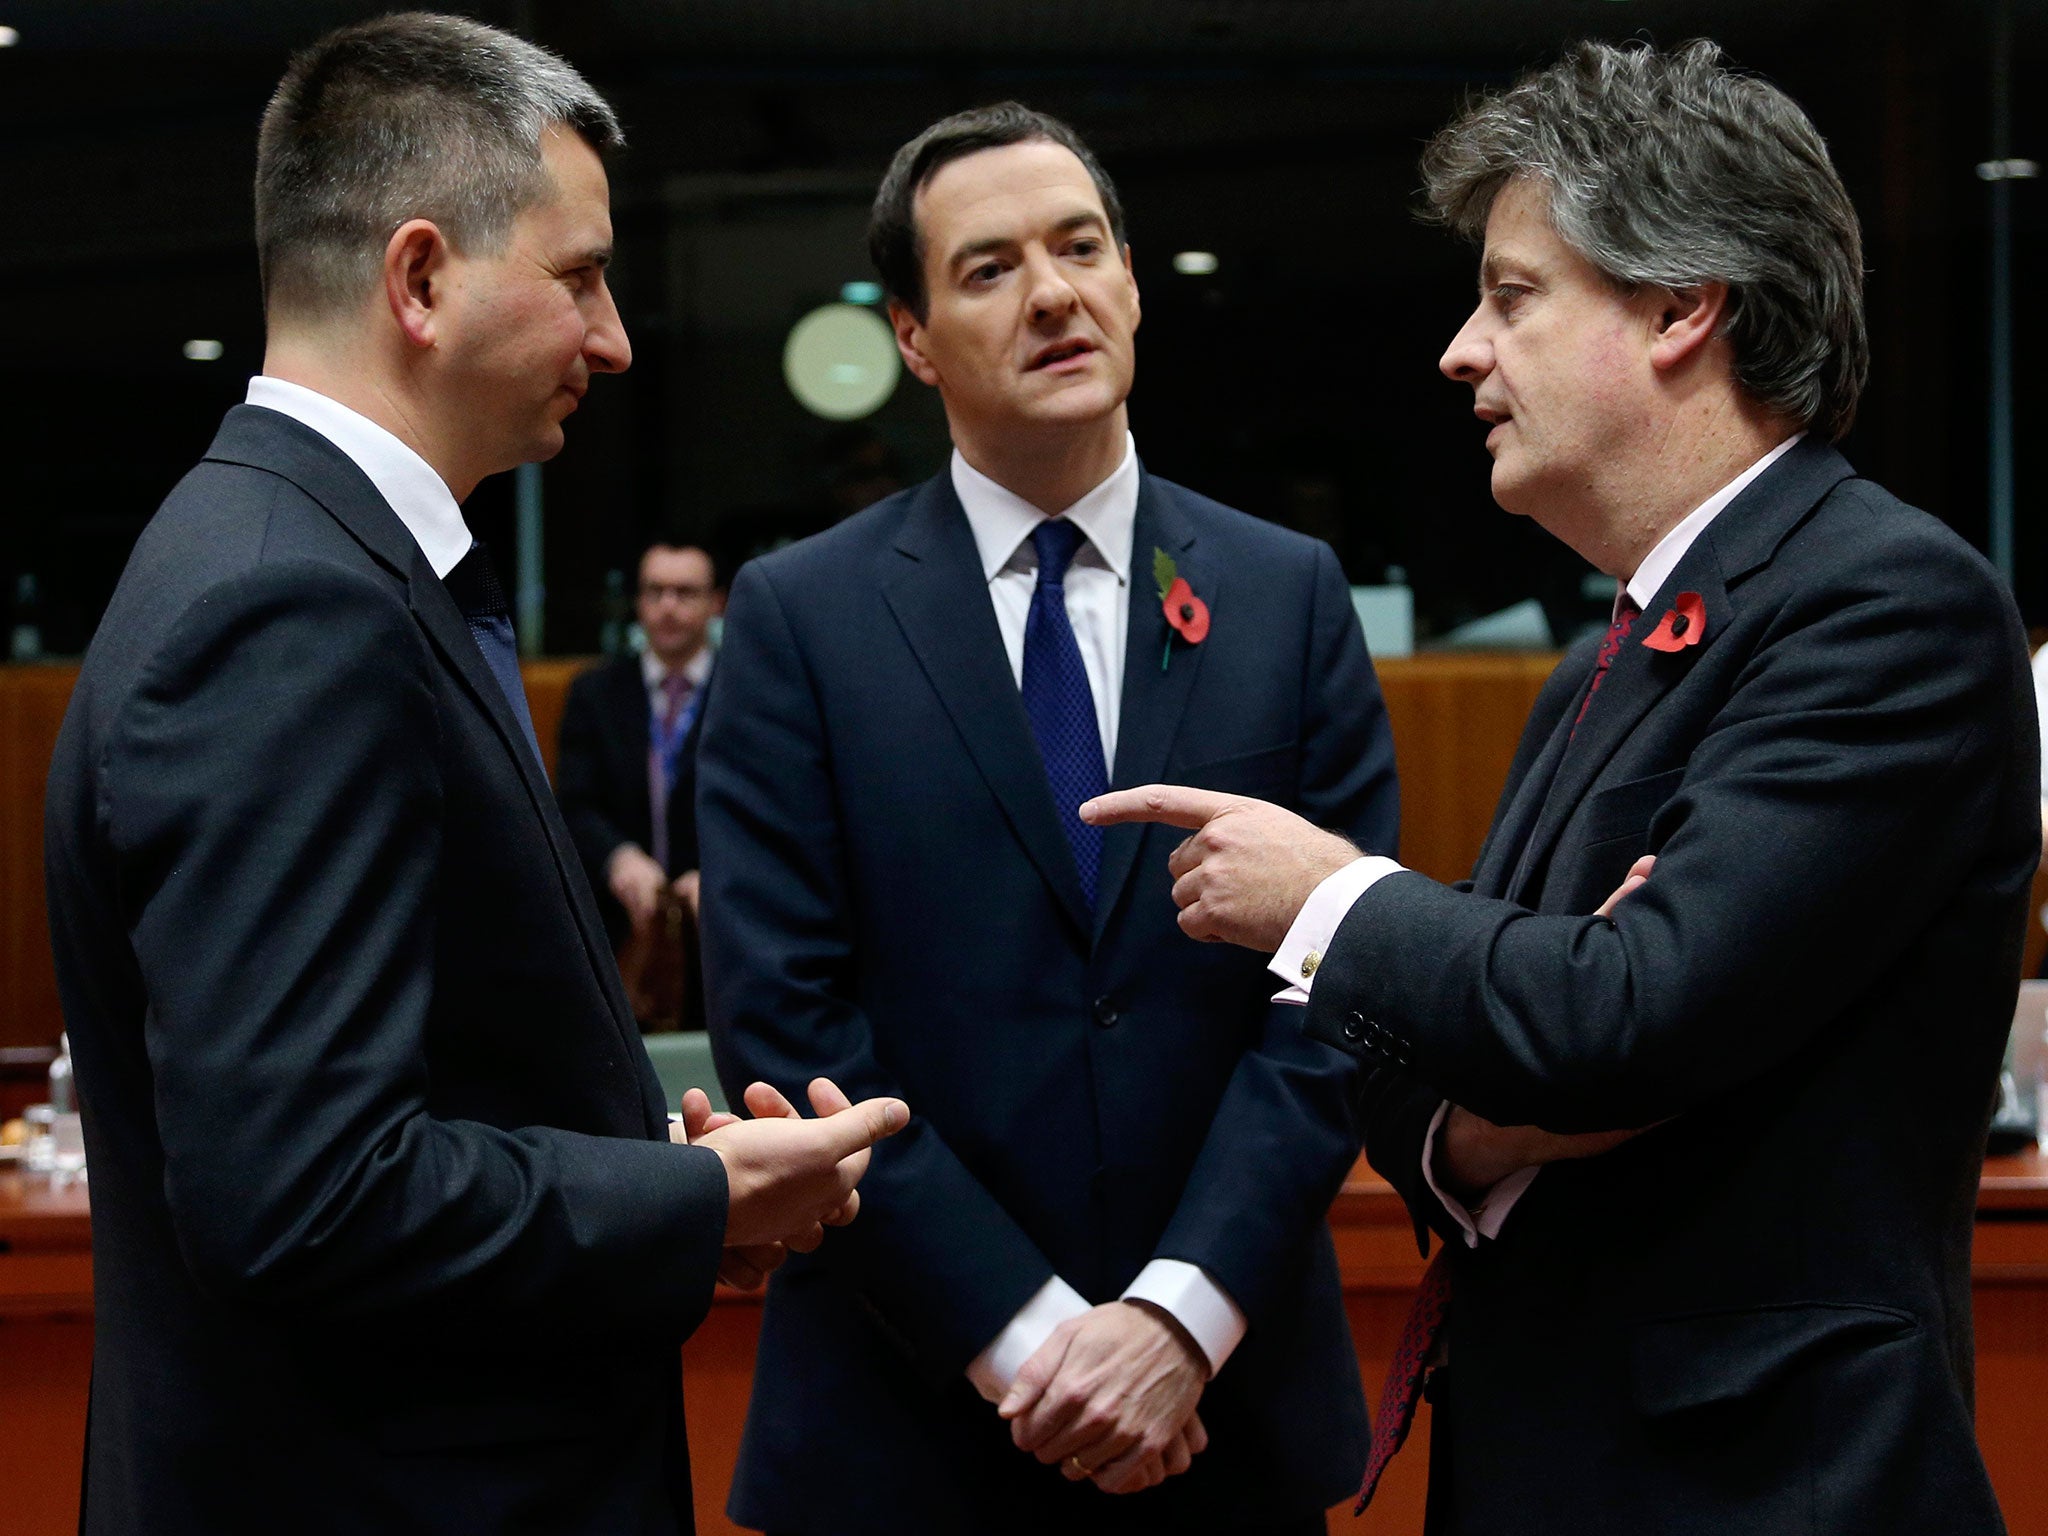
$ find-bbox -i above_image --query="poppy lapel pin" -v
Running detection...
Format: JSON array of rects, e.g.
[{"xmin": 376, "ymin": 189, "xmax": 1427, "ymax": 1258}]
[
  {"xmin": 1153, "ymin": 547, "xmax": 1210, "ymax": 670},
  {"xmin": 1641, "ymin": 591, "xmax": 1706, "ymax": 653}
]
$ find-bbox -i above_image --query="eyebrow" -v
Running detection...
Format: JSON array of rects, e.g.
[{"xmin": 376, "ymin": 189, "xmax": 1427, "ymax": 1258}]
[{"xmin": 946, "ymin": 210, "xmax": 1108, "ymax": 272}]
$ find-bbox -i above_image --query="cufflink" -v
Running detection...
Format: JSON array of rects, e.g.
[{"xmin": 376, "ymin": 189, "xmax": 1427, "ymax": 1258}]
[{"xmin": 1300, "ymin": 951, "xmax": 1320, "ymax": 980}]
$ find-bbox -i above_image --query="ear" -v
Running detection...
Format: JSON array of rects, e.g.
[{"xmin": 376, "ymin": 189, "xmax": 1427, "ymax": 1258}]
[
  {"xmin": 1646, "ymin": 280, "xmax": 1729, "ymax": 374},
  {"xmin": 383, "ymin": 218, "xmax": 453, "ymax": 350},
  {"xmin": 1122, "ymin": 243, "xmax": 1141, "ymax": 332},
  {"xmin": 889, "ymin": 297, "xmax": 941, "ymax": 388}
]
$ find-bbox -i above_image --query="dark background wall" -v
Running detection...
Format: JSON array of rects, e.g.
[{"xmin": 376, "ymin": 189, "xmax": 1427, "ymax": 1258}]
[{"xmin": 0, "ymin": 0, "xmax": 2040, "ymax": 653}]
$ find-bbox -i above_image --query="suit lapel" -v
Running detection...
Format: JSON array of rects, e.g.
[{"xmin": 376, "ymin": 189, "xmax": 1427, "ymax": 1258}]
[
  {"xmin": 881, "ymin": 475, "xmax": 1093, "ymax": 939},
  {"xmin": 214, "ymin": 408, "xmax": 655, "ymax": 1123},
  {"xmin": 1094, "ymin": 474, "xmax": 1210, "ymax": 939},
  {"xmin": 1503, "ymin": 438, "xmax": 1853, "ymax": 909}
]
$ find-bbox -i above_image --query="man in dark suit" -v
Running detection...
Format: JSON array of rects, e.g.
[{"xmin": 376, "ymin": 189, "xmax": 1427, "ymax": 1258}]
[
  {"xmin": 42, "ymin": 16, "xmax": 901, "ymax": 1534},
  {"xmin": 558, "ymin": 541, "xmax": 721, "ymax": 1023},
  {"xmin": 1088, "ymin": 40, "xmax": 2036, "ymax": 1536},
  {"xmin": 696, "ymin": 103, "xmax": 1399, "ymax": 1535}
]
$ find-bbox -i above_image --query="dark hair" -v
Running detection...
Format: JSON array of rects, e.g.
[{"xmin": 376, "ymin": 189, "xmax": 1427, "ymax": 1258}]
[
  {"xmin": 867, "ymin": 102, "xmax": 1127, "ymax": 321},
  {"xmin": 256, "ymin": 11, "xmax": 622, "ymax": 320},
  {"xmin": 1421, "ymin": 39, "xmax": 1868, "ymax": 440}
]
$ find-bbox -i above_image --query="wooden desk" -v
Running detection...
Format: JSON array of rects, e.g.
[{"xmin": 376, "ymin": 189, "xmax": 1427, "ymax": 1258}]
[{"xmin": 6, "ymin": 1156, "xmax": 2045, "ymax": 1536}]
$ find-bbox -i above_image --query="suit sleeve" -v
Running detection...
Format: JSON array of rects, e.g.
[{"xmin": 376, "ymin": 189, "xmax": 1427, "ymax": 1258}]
[
  {"xmin": 697, "ymin": 561, "xmax": 1058, "ymax": 1376},
  {"xmin": 1151, "ymin": 540, "xmax": 1404, "ymax": 1320},
  {"xmin": 1306, "ymin": 525, "xmax": 2032, "ymax": 1132},
  {"xmin": 556, "ymin": 665, "xmax": 638, "ymax": 889},
  {"xmin": 108, "ymin": 561, "xmax": 727, "ymax": 1340}
]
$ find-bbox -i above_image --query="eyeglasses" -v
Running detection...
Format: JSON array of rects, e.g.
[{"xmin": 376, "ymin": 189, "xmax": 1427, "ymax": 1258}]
[{"xmin": 639, "ymin": 583, "xmax": 714, "ymax": 603}]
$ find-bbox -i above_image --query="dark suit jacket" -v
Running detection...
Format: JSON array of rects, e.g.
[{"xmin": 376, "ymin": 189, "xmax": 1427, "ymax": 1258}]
[
  {"xmin": 43, "ymin": 405, "xmax": 728, "ymax": 1535},
  {"xmin": 1306, "ymin": 440, "xmax": 2035, "ymax": 1536},
  {"xmin": 558, "ymin": 651, "xmax": 708, "ymax": 946},
  {"xmin": 697, "ymin": 467, "xmax": 1399, "ymax": 1535}
]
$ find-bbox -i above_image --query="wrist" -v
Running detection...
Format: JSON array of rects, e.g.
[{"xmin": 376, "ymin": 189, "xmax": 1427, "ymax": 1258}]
[{"xmin": 1121, "ymin": 1297, "xmax": 1204, "ymax": 1371}]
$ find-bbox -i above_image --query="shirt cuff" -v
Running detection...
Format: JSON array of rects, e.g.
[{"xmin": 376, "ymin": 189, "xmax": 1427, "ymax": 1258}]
[
  {"xmin": 1121, "ymin": 1259, "xmax": 1247, "ymax": 1378},
  {"xmin": 966, "ymin": 1275, "xmax": 1091, "ymax": 1403},
  {"xmin": 1421, "ymin": 1099, "xmax": 1543, "ymax": 1248},
  {"xmin": 1268, "ymin": 855, "xmax": 1407, "ymax": 1004}
]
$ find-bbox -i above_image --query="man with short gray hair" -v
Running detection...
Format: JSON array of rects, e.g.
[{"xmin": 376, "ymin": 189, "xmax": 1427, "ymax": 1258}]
[
  {"xmin": 45, "ymin": 14, "xmax": 904, "ymax": 1533},
  {"xmin": 1087, "ymin": 40, "xmax": 2033, "ymax": 1533}
]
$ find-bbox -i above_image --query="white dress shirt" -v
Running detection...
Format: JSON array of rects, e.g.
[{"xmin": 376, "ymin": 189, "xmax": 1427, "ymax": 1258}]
[
  {"xmin": 1269, "ymin": 435, "xmax": 1802, "ymax": 1246},
  {"xmin": 245, "ymin": 376, "xmax": 473, "ymax": 577},
  {"xmin": 951, "ymin": 434, "xmax": 1249, "ymax": 1398}
]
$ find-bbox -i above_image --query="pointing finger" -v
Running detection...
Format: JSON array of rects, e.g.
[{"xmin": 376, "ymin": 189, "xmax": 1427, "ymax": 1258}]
[{"xmin": 1079, "ymin": 785, "xmax": 1243, "ymax": 830}]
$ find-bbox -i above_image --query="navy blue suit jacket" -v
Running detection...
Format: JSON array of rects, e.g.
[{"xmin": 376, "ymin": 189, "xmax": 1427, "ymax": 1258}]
[
  {"xmin": 698, "ymin": 467, "xmax": 1398, "ymax": 1533},
  {"xmin": 1307, "ymin": 441, "xmax": 2035, "ymax": 1534},
  {"xmin": 44, "ymin": 406, "xmax": 728, "ymax": 1534}
]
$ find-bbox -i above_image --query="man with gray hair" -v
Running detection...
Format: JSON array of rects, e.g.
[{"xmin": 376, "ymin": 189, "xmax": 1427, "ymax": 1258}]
[
  {"xmin": 43, "ymin": 14, "xmax": 903, "ymax": 1534},
  {"xmin": 1087, "ymin": 39, "xmax": 2033, "ymax": 1533}
]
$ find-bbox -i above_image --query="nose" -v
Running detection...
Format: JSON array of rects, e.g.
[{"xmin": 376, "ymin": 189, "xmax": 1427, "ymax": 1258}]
[
  {"xmin": 1022, "ymin": 247, "xmax": 1080, "ymax": 324},
  {"xmin": 1439, "ymin": 303, "xmax": 1491, "ymax": 385},
  {"xmin": 585, "ymin": 276, "xmax": 632, "ymax": 375}
]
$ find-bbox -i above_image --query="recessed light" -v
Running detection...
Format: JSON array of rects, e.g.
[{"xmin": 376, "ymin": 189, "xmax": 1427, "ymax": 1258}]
[
  {"xmin": 0, "ymin": 26, "xmax": 20, "ymax": 47},
  {"xmin": 1172, "ymin": 251, "xmax": 1219, "ymax": 277},
  {"xmin": 839, "ymin": 280, "xmax": 884, "ymax": 306},
  {"xmin": 183, "ymin": 339, "xmax": 225, "ymax": 362}
]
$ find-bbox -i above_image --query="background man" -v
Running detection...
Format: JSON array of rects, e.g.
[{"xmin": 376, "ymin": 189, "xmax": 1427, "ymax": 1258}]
[
  {"xmin": 697, "ymin": 102, "xmax": 1399, "ymax": 1535},
  {"xmin": 1088, "ymin": 40, "xmax": 2036, "ymax": 1536},
  {"xmin": 42, "ymin": 16, "xmax": 900, "ymax": 1534},
  {"xmin": 559, "ymin": 540, "xmax": 722, "ymax": 1025}
]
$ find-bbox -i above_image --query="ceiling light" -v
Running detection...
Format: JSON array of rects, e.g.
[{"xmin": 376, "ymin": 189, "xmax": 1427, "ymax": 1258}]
[
  {"xmin": 1172, "ymin": 251, "xmax": 1219, "ymax": 277},
  {"xmin": 183, "ymin": 339, "xmax": 224, "ymax": 362},
  {"xmin": 839, "ymin": 280, "xmax": 884, "ymax": 306},
  {"xmin": 0, "ymin": 26, "xmax": 20, "ymax": 46}
]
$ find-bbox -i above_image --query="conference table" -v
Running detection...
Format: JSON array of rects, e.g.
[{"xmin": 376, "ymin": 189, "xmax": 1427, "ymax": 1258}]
[{"xmin": 5, "ymin": 1151, "xmax": 2045, "ymax": 1536}]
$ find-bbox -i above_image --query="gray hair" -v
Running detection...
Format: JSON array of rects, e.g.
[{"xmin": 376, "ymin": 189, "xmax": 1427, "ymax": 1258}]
[
  {"xmin": 1421, "ymin": 39, "xmax": 1867, "ymax": 441},
  {"xmin": 256, "ymin": 11, "xmax": 623, "ymax": 320}
]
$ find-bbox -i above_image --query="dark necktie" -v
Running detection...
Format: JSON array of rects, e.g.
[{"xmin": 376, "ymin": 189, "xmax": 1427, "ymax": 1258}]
[
  {"xmin": 1571, "ymin": 594, "xmax": 1641, "ymax": 737},
  {"xmin": 1355, "ymin": 1247, "xmax": 1452, "ymax": 1512},
  {"xmin": 442, "ymin": 542, "xmax": 544, "ymax": 768},
  {"xmin": 1020, "ymin": 518, "xmax": 1108, "ymax": 906}
]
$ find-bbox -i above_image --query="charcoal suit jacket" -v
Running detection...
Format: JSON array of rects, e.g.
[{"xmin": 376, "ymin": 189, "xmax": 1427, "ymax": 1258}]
[
  {"xmin": 557, "ymin": 651, "xmax": 708, "ymax": 946},
  {"xmin": 43, "ymin": 404, "xmax": 728, "ymax": 1535},
  {"xmin": 697, "ymin": 466, "xmax": 1399, "ymax": 1534},
  {"xmin": 1306, "ymin": 439, "xmax": 2035, "ymax": 1535}
]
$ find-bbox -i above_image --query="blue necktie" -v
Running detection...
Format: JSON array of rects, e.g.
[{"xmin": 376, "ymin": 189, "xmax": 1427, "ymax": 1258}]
[
  {"xmin": 443, "ymin": 543, "xmax": 544, "ymax": 769},
  {"xmin": 1021, "ymin": 518, "xmax": 1108, "ymax": 906}
]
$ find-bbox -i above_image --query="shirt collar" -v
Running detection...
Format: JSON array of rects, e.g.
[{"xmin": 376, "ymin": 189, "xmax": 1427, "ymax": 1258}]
[
  {"xmin": 951, "ymin": 431, "xmax": 1137, "ymax": 586},
  {"xmin": 245, "ymin": 376, "xmax": 474, "ymax": 579},
  {"xmin": 1623, "ymin": 433, "xmax": 1804, "ymax": 613},
  {"xmin": 641, "ymin": 644, "xmax": 713, "ymax": 693}
]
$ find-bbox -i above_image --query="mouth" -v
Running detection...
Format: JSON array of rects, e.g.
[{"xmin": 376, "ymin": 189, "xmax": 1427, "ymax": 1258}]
[
  {"xmin": 1027, "ymin": 338, "xmax": 1096, "ymax": 372},
  {"xmin": 1474, "ymin": 403, "xmax": 1510, "ymax": 450}
]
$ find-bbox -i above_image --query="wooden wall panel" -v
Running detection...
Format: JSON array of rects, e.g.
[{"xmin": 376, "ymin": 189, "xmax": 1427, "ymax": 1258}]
[{"xmin": 2, "ymin": 651, "xmax": 1565, "ymax": 1050}]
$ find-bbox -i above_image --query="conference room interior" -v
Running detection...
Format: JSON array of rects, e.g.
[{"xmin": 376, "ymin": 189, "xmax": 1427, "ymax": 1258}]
[{"xmin": 1, "ymin": 2, "xmax": 2045, "ymax": 1533}]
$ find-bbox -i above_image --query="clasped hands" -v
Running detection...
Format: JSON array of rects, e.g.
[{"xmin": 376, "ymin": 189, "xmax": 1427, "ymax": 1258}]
[
  {"xmin": 674, "ymin": 1078, "xmax": 908, "ymax": 1291},
  {"xmin": 998, "ymin": 1299, "xmax": 1210, "ymax": 1496},
  {"xmin": 609, "ymin": 844, "xmax": 699, "ymax": 929}
]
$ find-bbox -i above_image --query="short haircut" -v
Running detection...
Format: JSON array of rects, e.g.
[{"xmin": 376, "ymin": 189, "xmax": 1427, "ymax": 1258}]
[
  {"xmin": 1421, "ymin": 39, "xmax": 1867, "ymax": 441},
  {"xmin": 255, "ymin": 11, "xmax": 623, "ymax": 320},
  {"xmin": 868, "ymin": 102, "xmax": 1127, "ymax": 321}
]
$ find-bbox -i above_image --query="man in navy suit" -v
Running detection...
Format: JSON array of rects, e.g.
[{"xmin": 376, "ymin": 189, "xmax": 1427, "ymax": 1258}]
[
  {"xmin": 43, "ymin": 16, "xmax": 900, "ymax": 1533},
  {"xmin": 697, "ymin": 103, "xmax": 1398, "ymax": 1534},
  {"xmin": 1089, "ymin": 41, "xmax": 2034, "ymax": 1535}
]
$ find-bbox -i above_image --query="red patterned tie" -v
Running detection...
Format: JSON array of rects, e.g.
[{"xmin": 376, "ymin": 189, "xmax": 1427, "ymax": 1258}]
[
  {"xmin": 1355, "ymin": 1247, "xmax": 1453, "ymax": 1513},
  {"xmin": 1571, "ymin": 594, "xmax": 1641, "ymax": 737}
]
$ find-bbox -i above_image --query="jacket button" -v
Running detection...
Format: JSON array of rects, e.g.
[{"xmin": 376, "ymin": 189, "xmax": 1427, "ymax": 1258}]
[
  {"xmin": 1342, "ymin": 1011, "xmax": 1367, "ymax": 1043},
  {"xmin": 1093, "ymin": 997, "xmax": 1120, "ymax": 1029}
]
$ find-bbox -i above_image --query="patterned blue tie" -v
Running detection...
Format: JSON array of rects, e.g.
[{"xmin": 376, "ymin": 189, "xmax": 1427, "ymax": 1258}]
[{"xmin": 1021, "ymin": 518, "xmax": 1108, "ymax": 906}]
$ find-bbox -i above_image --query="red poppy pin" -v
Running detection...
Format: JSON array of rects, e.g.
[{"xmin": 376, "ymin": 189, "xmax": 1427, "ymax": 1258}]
[
  {"xmin": 1153, "ymin": 547, "xmax": 1209, "ymax": 669},
  {"xmin": 1641, "ymin": 591, "xmax": 1706, "ymax": 653}
]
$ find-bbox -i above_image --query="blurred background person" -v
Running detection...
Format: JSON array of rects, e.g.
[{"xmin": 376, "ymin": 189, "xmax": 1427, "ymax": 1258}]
[{"xmin": 559, "ymin": 540, "xmax": 723, "ymax": 1028}]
